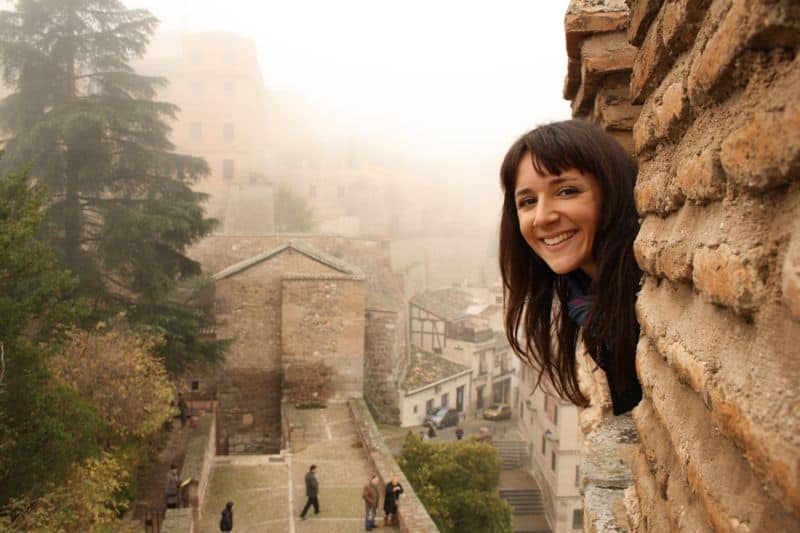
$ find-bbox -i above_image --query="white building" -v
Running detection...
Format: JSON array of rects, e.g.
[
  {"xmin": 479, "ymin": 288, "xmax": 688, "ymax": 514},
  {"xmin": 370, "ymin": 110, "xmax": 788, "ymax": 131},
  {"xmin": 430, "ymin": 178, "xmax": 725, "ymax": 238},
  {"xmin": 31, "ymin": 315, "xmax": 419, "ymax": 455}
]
[
  {"xmin": 517, "ymin": 365, "xmax": 584, "ymax": 532},
  {"xmin": 399, "ymin": 350, "xmax": 472, "ymax": 428},
  {"xmin": 408, "ymin": 286, "xmax": 518, "ymax": 417}
]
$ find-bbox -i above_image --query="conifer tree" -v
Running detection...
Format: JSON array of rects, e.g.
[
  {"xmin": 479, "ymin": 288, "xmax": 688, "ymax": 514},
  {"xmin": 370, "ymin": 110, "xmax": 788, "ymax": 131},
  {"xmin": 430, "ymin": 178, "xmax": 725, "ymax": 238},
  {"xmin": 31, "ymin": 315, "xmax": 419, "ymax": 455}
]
[{"xmin": 0, "ymin": 0, "xmax": 221, "ymax": 369}]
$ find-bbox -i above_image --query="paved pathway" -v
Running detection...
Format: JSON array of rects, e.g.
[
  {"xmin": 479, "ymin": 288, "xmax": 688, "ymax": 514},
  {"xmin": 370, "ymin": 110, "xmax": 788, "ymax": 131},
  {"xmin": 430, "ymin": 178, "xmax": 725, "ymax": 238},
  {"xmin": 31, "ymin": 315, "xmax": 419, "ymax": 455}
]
[{"xmin": 200, "ymin": 404, "xmax": 398, "ymax": 532}]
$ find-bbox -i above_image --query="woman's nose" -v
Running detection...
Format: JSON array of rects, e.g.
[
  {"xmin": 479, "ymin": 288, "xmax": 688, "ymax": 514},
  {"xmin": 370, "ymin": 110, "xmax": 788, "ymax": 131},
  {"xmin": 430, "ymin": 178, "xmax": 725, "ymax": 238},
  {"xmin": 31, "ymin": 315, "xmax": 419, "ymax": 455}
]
[{"xmin": 535, "ymin": 200, "xmax": 559, "ymax": 227}]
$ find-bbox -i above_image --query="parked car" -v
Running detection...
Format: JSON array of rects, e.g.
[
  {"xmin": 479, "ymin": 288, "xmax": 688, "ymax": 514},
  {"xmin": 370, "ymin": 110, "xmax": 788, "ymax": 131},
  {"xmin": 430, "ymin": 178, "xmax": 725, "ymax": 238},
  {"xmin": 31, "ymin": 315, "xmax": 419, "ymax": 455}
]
[
  {"xmin": 424, "ymin": 407, "xmax": 460, "ymax": 429},
  {"xmin": 482, "ymin": 403, "xmax": 512, "ymax": 421}
]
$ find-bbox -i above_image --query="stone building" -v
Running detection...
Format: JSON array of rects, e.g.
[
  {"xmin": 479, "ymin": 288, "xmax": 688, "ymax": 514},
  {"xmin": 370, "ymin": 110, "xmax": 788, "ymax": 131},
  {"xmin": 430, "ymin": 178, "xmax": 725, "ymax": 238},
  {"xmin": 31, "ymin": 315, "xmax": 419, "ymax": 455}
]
[
  {"xmin": 518, "ymin": 365, "xmax": 584, "ymax": 533},
  {"xmin": 561, "ymin": 0, "xmax": 800, "ymax": 530},
  {"xmin": 135, "ymin": 32, "xmax": 273, "ymax": 234},
  {"xmin": 187, "ymin": 234, "xmax": 406, "ymax": 439},
  {"xmin": 211, "ymin": 241, "xmax": 365, "ymax": 453}
]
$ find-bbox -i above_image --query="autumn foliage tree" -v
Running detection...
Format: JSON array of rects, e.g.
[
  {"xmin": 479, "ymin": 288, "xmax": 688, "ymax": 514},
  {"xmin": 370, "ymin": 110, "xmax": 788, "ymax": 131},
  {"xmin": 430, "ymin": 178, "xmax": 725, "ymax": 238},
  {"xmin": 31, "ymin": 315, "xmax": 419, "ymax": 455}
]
[{"xmin": 50, "ymin": 318, "xmax": 175, "ymax": 438}]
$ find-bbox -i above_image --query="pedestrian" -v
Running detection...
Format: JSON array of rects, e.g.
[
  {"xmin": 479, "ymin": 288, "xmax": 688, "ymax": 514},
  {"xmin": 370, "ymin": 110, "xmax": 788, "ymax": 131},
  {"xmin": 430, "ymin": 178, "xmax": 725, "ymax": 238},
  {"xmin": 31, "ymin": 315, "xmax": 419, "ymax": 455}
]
[
  {"xmin": 420, "ymin": 430, "xmax": 428, "ymax": 441},
  {"xmin": 427, "ymin": 424, "xmax": 436, "ymax": 439},
  {"xmin": 362, "ymin": 474, "xmax": 381, "ymax": 530},
  {"xmin": 219, "ymin": 501, "xmax": 233, "ymax": 532},
  {"xmin": 165, "ymin": 464, "xmax": 180, "ymax": 509},
  {"xmin": 299, "ymin": 464, "xmax": 320, "ymax": 520},
  {"xmin": 455, "ymin": 427, "xmax": 464, "ymax": 440},
  {"xmin": 499, "ymin": 120, "xmax": 642, "ymax": 415},
  {"xmin": 177, "ymin": 393, "xmax": 188, "ymax": 428},
  {"xmin": 383, "ymin": 477, "xmax": 404, "ymax": 526}
]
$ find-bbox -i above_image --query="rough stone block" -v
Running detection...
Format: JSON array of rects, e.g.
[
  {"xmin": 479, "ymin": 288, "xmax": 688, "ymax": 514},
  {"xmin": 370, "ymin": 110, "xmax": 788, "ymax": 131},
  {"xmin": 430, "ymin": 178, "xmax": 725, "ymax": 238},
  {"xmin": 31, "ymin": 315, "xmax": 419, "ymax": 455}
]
[
  {"xmin": 632, "ymin": 402, "xmax": 714, "ymax": 532},
  {"xmin": 634, "ymin": 164, "xmax": 684, "ymax": 215},
  {"xmin": 692, "ymin": 244, "xmax": 768, "ymax": 313},
  {"xmin": 627, "ymin": 0, "xmax": 663, "ymax": 46},
  {"xmin": 594, "ymin": 87, "xmax": 642, "ymax": 130},
  {"xmin": 652, "ymin": 81, "xmax": 688, "ymax": 139},
  {"xmin": 637, "ymin": 340, "xmax": 800, "ymax": 532},
  {"xmin": 581, "ymin": 413, "xmax": 638, "ymax": 490},
  {"xmin": 660, "ymin": 0, "xmax": 712, "ymax": 54},
  {"xmin": 720, "ymin": 102, "xmax": 800, "ymax": 192},
  {"xmin": 676, "ymin": 144, "xmax": 726, "ymax": 203},
  {"xmin": 687, "ymin": 0, "xmax": 800, "ymax": 106},
  {"xmin": 566, "ymin": 9, "xmax": 630, "ymax": 59},
  {"xmin": 630, "ymin": 9, "xmax": 671, "ymax": 103},
  {"xmin": 634, "ymin": 215, "xmax": 695, "ymax": 281},
  {"xmin": 782, "ymin": 232, "xmax": 800, "ymax": 319},
  {"xmin": 573, "ymin": 32, "xmax": 637, "ymax": 115}
]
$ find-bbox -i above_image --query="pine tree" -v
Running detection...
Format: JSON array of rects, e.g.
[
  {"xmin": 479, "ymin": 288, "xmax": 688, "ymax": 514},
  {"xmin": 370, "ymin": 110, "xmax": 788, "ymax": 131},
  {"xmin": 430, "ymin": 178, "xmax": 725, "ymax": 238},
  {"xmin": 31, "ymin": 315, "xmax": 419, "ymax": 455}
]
[{"xmin": 0, "ymin": 0, "xmax": 222, "ymax": 369}]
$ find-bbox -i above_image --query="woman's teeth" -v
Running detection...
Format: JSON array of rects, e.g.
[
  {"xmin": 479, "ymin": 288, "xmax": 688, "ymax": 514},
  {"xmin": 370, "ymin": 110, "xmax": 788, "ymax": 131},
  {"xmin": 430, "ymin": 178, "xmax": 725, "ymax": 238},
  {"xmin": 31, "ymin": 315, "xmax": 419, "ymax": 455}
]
[{"xmin": 543, "ymin": 231, "xmax": 576, "ymax": 246}]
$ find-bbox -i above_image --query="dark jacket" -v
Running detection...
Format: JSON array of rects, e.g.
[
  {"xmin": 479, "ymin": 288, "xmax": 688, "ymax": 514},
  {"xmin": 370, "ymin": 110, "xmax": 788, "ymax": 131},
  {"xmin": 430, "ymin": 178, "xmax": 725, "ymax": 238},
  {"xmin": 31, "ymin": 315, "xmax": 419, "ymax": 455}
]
[
  {"xmin": 383, "ymin": 481, "xmax": 404, "ymax": 514},
  {"xmin": 220, "ymin": 508, "xmax": 233, "ymax": 531},
  {"xmin": 305, "ymin": 471, "xmax": 319, "ymax": 498}
]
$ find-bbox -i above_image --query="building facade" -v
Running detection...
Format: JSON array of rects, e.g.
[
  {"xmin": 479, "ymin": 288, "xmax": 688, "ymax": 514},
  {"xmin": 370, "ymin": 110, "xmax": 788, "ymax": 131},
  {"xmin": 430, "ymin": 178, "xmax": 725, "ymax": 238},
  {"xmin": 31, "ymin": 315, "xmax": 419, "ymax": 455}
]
[
  {"xmin": 517, "ymin": 365, "xmax": 583, "ymax": 533},
  {"xmin": 399, "ymin": 350, "xmax": 472, "ymax": 428},
  {"xmin": 136, "ymin": 32, "xmax": 272, "ymax": 234}
]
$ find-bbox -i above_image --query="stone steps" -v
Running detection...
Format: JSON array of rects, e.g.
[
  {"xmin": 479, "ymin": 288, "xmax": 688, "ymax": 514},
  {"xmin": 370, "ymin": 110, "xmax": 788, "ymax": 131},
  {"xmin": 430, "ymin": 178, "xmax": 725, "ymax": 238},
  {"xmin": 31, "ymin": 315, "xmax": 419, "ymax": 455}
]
[
  {"xmin": 499, "ymin": 489, "xmax": 544, "ymax": 515},
  {"xmin": 494, "ymin": 440, "xmax": 529, "ymax": 469}
]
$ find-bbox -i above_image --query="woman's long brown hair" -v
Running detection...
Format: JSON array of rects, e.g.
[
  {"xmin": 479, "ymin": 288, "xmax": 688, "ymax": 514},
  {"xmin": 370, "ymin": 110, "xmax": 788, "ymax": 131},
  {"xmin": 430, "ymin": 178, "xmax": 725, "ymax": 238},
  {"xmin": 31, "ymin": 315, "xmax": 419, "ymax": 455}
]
[{"xmin": 499, "ymin": 120, "xmax": 641, "ymax": 407}]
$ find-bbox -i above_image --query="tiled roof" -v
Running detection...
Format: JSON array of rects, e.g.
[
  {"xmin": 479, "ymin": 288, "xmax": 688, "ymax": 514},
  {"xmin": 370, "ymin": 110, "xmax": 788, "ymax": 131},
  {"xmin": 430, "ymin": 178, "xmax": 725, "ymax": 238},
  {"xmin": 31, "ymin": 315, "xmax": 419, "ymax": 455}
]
[
  {"xmin": 402, "ymin": 350, "xmax": 471, "ymax": 392},
  {"xmin": 213, "ymin": 240, "xmax": 364, "ymax": 281},
  {"xmin": 411, "ymin": 287, "xmax": 477, "ymax": 322}
]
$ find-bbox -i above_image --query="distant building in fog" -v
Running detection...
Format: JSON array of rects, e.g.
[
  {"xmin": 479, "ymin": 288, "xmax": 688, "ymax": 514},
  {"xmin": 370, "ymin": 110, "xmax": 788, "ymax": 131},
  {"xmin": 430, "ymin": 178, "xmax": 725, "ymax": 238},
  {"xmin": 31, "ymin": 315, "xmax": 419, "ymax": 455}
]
[{"xmin": 136, "ymin": 32, "xmax": 273, "ymax": 234}]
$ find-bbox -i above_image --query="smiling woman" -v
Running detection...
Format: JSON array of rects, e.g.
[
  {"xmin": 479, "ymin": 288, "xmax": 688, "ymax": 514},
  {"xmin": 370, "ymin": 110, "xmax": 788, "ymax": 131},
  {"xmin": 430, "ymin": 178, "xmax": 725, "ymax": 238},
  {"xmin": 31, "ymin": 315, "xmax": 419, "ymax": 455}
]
[{"xmin": 499, "ymin": 120, "xmax": 642, "ymax": 415}]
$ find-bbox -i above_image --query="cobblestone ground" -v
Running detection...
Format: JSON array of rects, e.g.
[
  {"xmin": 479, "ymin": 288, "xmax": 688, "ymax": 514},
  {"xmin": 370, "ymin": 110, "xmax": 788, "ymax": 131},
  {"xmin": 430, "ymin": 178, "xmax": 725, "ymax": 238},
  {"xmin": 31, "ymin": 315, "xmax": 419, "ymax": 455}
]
[{"xmin": 201, "ymin": 404, "xmax": 398, "ymax": 533}]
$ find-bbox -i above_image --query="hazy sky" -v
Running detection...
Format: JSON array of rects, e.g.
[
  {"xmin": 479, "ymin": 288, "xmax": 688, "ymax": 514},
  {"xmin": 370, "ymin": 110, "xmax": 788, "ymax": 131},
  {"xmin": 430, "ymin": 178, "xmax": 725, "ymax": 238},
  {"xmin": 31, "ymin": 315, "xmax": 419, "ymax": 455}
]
[{"xmin": 127, "ymin": 0, "xmax": 573, "ymax": 161}]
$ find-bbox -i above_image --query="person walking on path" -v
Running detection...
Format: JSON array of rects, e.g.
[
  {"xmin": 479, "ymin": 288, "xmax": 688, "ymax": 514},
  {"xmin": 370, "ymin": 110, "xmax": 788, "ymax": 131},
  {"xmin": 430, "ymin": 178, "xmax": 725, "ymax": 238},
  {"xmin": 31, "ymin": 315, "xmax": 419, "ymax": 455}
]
[
  {"xmin": 362, "ymin": 474, "xmax": 381, "ymax": 530},
  {"xmin": 383, "ymin": 477, "xmax": 404, "ymax": 526},
  {"xmin": 300, "ymin": 464, "xmax": 320, "ymax": 520},
  {"xmin": 165, "ymin": 464, "xmax": 180, "ymax": 509},
  {"xmin": 177, "ymin": 393, "xmax": 188, "ymax": 428},
  {"xmin": 219, "ymin": 501, "xmax": 233, "ymax": 532}
]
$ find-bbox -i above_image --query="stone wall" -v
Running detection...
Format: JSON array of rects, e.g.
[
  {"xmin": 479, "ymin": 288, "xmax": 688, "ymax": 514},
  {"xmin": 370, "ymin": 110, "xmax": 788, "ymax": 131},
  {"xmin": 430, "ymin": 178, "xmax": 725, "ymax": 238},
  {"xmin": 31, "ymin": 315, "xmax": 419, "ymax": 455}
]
[
  {"xmin": 281, "ymin": 276, "xmax": 366, "ymax": 402},
  {"xmin": 348, "ymin": 399, "xmax": 439, "ymax": 533},
  {"xmin": 563, "ymin": 0, "xmax": 800, "ymax": 530},
  {"xmin": 364, "ymin": 308, "xmax": 405, "ymax": 425}
]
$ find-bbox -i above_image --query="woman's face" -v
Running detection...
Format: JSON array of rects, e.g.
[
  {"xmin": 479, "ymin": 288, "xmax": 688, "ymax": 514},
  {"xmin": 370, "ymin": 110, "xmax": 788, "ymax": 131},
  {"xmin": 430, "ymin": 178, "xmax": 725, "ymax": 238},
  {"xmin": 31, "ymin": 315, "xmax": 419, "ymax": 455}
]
[{"xmin": 514, "ymin": 152, "xmax": 602, "ymax": 279}]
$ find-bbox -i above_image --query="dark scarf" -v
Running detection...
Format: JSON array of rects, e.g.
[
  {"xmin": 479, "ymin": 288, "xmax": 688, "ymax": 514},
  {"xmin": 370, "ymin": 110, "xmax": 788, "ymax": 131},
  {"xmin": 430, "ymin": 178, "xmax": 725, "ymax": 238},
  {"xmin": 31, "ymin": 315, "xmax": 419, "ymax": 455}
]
[{"xmin": 564, "ymin": 269, "xmax": 641, "ymax": 415}]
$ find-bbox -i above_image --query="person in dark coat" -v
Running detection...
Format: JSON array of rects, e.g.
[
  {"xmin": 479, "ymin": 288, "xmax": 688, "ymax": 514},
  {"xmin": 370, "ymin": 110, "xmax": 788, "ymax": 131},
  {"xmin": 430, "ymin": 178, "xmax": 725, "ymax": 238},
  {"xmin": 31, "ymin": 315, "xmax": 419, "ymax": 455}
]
[
  {"xmin": 383, "ymin": 477, "xmax": 404, "ymax": 526},
  {"xmin": 220, "ymin": 501, "xmax": 233, "ymax": 532},
  {"xmin": 300, "ymin": 464, "xmax": 320, "ymax": 519},
  {"xmin": 177, "ymin": 393, "xmax": 188, "ymax": 428},
  {"xmin": 165, "ymin": 464, "xmax": 180, "ymax": 509}
]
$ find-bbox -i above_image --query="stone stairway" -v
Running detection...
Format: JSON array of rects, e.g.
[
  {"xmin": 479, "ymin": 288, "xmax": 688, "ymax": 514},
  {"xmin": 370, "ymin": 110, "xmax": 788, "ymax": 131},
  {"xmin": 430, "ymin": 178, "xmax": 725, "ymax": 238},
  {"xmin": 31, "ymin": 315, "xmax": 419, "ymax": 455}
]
[
  {"xmin": 499, "ymin": 488, "xmax": 544, "ymax": 516},
  {"xmin": 494, "ymin": 440, "xmax": 529, "ymax": 469}
]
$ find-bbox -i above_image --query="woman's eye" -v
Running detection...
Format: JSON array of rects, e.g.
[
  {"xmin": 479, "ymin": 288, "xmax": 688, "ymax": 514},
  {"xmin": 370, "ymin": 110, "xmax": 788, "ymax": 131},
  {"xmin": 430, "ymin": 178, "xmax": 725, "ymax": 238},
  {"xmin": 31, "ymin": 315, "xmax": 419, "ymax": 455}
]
[
  {"xmin": 518, "ymin": 197, "xmax": 537, "ymax": 208},
  {"xmin": 557, "ymin": 187, "xmax": 579, "ymax": 196}
]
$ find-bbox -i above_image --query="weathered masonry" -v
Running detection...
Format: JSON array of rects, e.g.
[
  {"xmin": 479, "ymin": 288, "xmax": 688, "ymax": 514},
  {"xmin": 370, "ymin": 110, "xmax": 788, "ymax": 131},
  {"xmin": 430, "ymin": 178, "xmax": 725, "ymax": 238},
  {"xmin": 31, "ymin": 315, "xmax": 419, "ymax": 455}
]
[{"xmin": 563, "ymin": 0, "xmax": 800, "ymax": 531}]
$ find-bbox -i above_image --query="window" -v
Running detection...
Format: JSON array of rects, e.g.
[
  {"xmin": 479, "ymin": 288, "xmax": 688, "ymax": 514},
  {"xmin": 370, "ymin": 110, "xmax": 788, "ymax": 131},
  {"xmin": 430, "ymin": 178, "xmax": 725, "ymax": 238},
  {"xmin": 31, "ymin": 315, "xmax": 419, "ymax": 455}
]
[
  {"xmin": 545, "ymin": 394, "xmax": 558, "ymax": 424},
  {"xmin": 223, "ymin": 122, "xmax": 235, "ymax": 141},
  {"xmin": 413, "ymin": 405, "xmax": 418, "ymax": 414},
  {"xmin": 541, "ymin": 435, "xmax": 546, "ymax": 455},
  {"xmin": 551, "ymin": 450, "xmax": 556, "ymax": 471},
  {"xmin": 479, "ymin": 354, "xmax": 487, "ymax": 375},
  {"xmin": 222, "ymin": 159, "xmax": 234, "ymax": 181},
  {"xmin": 476, "ymin": 385, "xmax": 484, "ymax": 409},
  {"xmin": 572, "ymin": 509, "xmax": 583, "ymax": 529},
  {"xmin": 190, "ymin": 122, "xmax": 202, "ymax": 140},
  {"xmin": 575, "ymin": 465, "xmax": 581, "ymax": 487},
  {"xmin": 426, "ymin": 399, "xmax": 434, "ymax": 414},
  {"xmin": 554, "ymin": 404, "xmax": 559, "ymax": 425},
  {"xmin": 441, "ymin": 393, "xmax": 448, "ymax": 407},
  {"xmin": 435, "ymin": 384, "xmax": 441, "ymax": 394},
  {"xmin": 456, "ymin": 385, "xmax": 464, "ymax": 412}
]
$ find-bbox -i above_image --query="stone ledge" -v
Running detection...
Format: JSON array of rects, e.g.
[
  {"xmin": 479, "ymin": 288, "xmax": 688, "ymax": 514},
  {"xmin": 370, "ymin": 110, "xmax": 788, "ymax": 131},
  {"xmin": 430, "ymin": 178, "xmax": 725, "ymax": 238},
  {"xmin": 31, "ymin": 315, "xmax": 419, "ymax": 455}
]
[
  {"xmin": 583, "ymin": 486, "xmax": 631, "ymax": 533},
  {"xmin": 581, "ymin": 414, "xmax": 637, "ymax": 490},
  {"xmin": 161, "ymin": 508, "xmax": 193, "ymax": 533}
]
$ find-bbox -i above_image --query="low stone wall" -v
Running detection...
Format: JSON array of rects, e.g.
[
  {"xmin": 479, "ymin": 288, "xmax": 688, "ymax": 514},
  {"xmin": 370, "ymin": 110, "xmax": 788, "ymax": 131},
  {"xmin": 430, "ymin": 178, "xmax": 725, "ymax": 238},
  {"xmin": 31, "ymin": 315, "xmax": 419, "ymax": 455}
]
[
  {"xmin": 161, "ymin": 414, "xmax": 216, "ymax": 532},
  {"xmin": 348, "ymin": 399, "xmax": 439, "ymax": 533}
]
